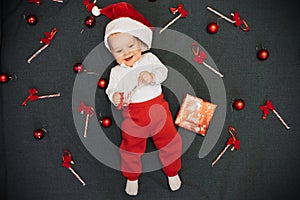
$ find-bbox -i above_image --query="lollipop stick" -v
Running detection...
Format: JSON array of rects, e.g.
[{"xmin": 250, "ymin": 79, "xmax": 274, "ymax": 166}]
[
  {"xmin": 202, "ymin": 62, "xmax": 224, "ymax": 78},
  {"xmin": 159, "ymin": 14, "xmax": 182, "ymax": 34},
  {"xmin": 207, "ymin": 7, "xmax": 235, "ymax": 24},
  {"xmin": 27, "ymin": 44, "xmax": 49, "ymax": 63},
  {"xmin": 84, "ymin": 114, "xmax": 89, "ymax": 138},
  {"xmin": 38, "ymin": 93, "xmax": 61, "ymax": 99},
  {"xmin": 68, "ymin": 167, "xmax": 86, "ymax": 186},
  {"xmin": 272, "ymin": 110, "xmax": 291, "ymax": 129},
  {"xmin": 212, "ymin": 144, "xmax": 230, "ymax": 167}
]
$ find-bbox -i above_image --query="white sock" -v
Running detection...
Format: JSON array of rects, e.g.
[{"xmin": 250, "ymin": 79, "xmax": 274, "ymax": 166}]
[
  {"xmin": 168, "ymin": 174, "xmax": 182, "ymax": 191},
  {"xmin": 125, "ymin": 179, "xmax": 138, "ymax": 196}
]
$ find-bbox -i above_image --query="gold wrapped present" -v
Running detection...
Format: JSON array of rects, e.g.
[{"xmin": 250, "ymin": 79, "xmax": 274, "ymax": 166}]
[{"xmin": 175, "ymin": 94, "xmax": 217, "ymax": 136}]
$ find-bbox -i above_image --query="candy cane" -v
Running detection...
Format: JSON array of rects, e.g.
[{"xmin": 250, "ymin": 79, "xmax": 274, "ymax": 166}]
[
  {"xmin": 27, "ymin": 45, "xmax": 49, "ymax": 63},
  {"xmin": 78, "ymin": 102, "xmax": 95, "ymax": 138},
  {"xmin": 62, "ymin": 150, "xmax": 86, "ymax": 186},
  {"xmin": 212, "ymin": 144, "xmax": 231, "ymax": 167},
  {"xmin": 260, "ymin": 100, "xmax": 290, "ymax": 129},
  {"xmin": 116, "ymin": 84, "xmax": 141, "ymax": 110},
  {"xmin": 212, "ymin": 126, "xmax": 240, "ymax": 167},
  {"xmin": 160, "ymin": 3, "xmax": 188, "ymax": 34},
  {"xmin": 207, "ymin": 7, "xmax": 249, "ymax": 31},
  {"xmin": 37, "ymin": 93, "xmax": 61, "ymax": 99},
  {"xmin": 272, "ymin": 109, "xmax": 290, "ymax": 129},
  {"xmin": 192, "ymin": 44, "xmax": 224, "ymax": 78},
  {"xmin": 22, "ymin": 88, "xmax": 60, "ymax": 106},
  {"xmin": 207, "ymin": 6, "xmax": 235, "ymax": 24},
  {"xmin": 27, "ymin": 28, "xmax": 57, "ymax": 63}
]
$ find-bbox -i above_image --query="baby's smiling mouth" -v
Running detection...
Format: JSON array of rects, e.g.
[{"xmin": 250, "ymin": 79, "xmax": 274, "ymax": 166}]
[{"xmin": 124, "ymin": 56, "xmax": 133, "ymax": 61}]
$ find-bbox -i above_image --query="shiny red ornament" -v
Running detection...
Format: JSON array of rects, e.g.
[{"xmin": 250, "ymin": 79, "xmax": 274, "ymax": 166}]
[
  {"xmin": 207, "ymin": 22, "xmax": 218, "ymax": 34},
  {"xmin": 98, "ymin": 78, "xmax": 108, "ymax": 89},
  {"xmin": 85, "ymin": 16, "xmax": 96, "ymax": 28},
  {"xmin": 73, "ymin": 63, "xmax": 84, "ymax": 73},
  {"xmin": 0, "ymin": 73, "xmax": 10, "ymax": 83},
  {"xmin": 257, "ymin": 49, "xmax": 269, "ymax": 60},
  {"xmin": 100, "ymin": 117, "xmax": 112, "ymax": 128},
  {"xmin": 26, "ymin": 14, "xmax": 38, "ymax": 25},
  {"xmin": 34, "ymin": 128, "xmax": 47, "ymax": 140},
  {"xmin": 233, "ymin": 99, "xmax": 245, "ymax": 111}
]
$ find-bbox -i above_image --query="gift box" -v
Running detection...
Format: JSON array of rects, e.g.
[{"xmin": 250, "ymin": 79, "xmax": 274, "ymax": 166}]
[{"xmin": 175, "ymin": 94, "xmax": 217, "ymax": 136}]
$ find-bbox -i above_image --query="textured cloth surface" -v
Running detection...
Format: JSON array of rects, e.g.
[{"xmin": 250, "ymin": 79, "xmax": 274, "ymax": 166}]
[{"xmin": 1, "ymin": 0, "xmax": 300, "ymax": 200}]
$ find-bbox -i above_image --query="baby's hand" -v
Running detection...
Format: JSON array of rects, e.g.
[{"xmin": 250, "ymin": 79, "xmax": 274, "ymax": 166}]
[
  {"xmin": 112, "ymin": 92, "xmax": 122, "ymax": 106},
  {"xmin": 138, "ymin": 71, "xmax": 155, "ymax": 85}
]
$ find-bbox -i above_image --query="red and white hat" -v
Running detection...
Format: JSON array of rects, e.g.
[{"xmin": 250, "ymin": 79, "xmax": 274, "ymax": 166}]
[{"xmin": 92, "ymin": 2, "xmax": 153, "ymax": 52}]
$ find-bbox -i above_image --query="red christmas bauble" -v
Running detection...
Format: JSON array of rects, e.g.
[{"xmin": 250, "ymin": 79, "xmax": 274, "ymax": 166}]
[
  {"xmin": 0, "ymin": 73, "xmax": 10, "ymax": 83},
  {"xmin": 207, "ymin": 22, "xmax": 218, "ymax": 34},
  {"xmin": 34, "ymin": 128, "xmax": 47, "ymax": 140},
  {"xmin": 85, "ymin": 16, "xmax": 96, "ymax": 28},
  {"xmin": 26, "ymin": 14, "xmax": 38, "ymax": 25},
  {"xmin": 257, "ymin": 49, "xmax": 269, "ymax": 60},
  {"xmin": 73, "ymin": 63, "xmax": 84, "ymax": 73},
  {"xmin": 101, "ymin": 117, "xmax": 112, "ymax": 128},
  {"xmin": 233, "ymin": 99, "xmax": 245, "ymax": 110},
  {"xmin": 98, "ymin": 78, "xmax": 108, "ymax": 89}
]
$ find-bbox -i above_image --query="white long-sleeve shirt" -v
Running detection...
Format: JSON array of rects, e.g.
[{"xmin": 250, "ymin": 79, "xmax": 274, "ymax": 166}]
[{"xmin": 106, "ymin": 52, "xmax": 168, "ymax": 104}]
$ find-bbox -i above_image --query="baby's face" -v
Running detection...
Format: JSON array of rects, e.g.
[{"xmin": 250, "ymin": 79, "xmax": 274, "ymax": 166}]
[{"xmin": 108, "ymin": 32, "xmax": 142, "ymax": 67}]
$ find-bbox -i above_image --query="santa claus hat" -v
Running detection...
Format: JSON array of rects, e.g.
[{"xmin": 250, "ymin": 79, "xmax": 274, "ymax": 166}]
[{"xmin": 92, "ymin": 2, "xmax": 153, "ymax": 52}]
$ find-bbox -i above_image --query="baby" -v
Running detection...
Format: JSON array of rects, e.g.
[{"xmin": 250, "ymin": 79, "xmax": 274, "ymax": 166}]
[{"xmin": 101, "ymin": 2, "xmax": 183, "ymax": 196}]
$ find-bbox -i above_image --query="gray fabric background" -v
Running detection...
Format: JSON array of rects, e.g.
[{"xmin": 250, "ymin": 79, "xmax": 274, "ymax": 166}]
[{"xmin": 1, "ymin": 0, "xmax": 299, "ymax": 199}]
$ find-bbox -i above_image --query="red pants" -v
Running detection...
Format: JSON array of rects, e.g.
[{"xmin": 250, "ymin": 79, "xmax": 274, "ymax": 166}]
[{"xmin": 120, "ymin": 94, "xmax": 182, "ymax": 181}]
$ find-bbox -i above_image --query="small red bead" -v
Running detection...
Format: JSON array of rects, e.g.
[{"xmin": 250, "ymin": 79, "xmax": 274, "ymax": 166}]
[
  {"xmin": 34, "ymin": 128, "xmax": 47, "ymax": 140},
  {"xmin": 73, "ymin": 63, "xmax": 84, "ymax": 73},
  {"xmin": 233, "ymin": 99, "xmax": 245, "ymax": 110},
  {"xmin": 85, "ymin": 16, "xmax": 96, "ymax": 28},
  {"xmin": 26, "ymin": 14, "xmax": 38, "ymax": 25},
  {"xmin": 0, "ymin": 73, "xmax": 10, "ymax": 83},
  {"xmin": 257, "ymin": 49, "xmax": 269, "ymax": 61},
  {"xmin": 207, "ymin": 22, "xmax": 218, "ymax": 34},
  {"xmin": 101, "ymin": 117, "xmax": 112, "ymax": 128},
  {"xmin": 98, "ymin": 78, "xmax": 108, "ymax": 89}
]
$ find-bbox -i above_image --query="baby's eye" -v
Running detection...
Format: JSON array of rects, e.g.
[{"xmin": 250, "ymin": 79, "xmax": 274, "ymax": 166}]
[
  {"xmin": 129, "ymin": 44, "xmax": 135, "ymax": 48},
  {"xmin": 115, "ymin": 50, "xmax": 122, "ymax": 53}
]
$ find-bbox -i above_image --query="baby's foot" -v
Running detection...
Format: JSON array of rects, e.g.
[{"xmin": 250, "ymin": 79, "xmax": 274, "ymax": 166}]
[
  {"xmin": 125, "ymin": 179, "xmax": 138, "ymax": 196},
  {"xmin": 168, "ymin": 174, "xmax": 182, "ymax": 191}
]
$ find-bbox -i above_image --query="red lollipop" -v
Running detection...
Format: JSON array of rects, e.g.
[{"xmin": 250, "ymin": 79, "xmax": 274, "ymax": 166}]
[
  {"xmin": 85, "ymin": 16, "xmax": 96, "ymax": 28},
  {"xmin": 98, "ymin": 78, "xmax": 108, "ymax": 89},
  {"xmin": 233, "ymin": 99, "xmax": 245, "ymax": 110},
  {"xmin": 207, "ymin": 22, "xmax": 218, "ymax": 34},
  {"xmin": 26, "ymin": 14, "xmax": 38, "ymax": 25},
  {"xmin": 34, "ymin": 128, "xmax": 47, "ymax": 140},
  {"xmin": 257, "ymin": 49, "xmax": 269, "ymax": 60},
  {"xmin": 100, "ymin": 117, "xmax": 112, "ymax": 128}
]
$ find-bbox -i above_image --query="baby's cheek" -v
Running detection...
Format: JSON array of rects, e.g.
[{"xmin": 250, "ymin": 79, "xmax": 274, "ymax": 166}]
[{"xmin": 116, "ymin": 57, "xmax": 124, "ymax": 65}]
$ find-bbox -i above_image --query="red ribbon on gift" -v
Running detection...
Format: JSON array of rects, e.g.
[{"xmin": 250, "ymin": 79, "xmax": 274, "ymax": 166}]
[
  {"xmin": 259, "ymin": 100, "xmax": 275, "ymax": 119},
  {"xmin": 83, "ymin": 0, "xmax": 96, "ymax": 12},
  {"xmin": 40, "ymin": 28, "xmax": 58, "ymax": 45},
  {"xmin": 169, "ymin": 3, "xmax": 188, "ymax": 18},
  {"xmin": 78, "ymin": 102, "xmax": 95, "ymax": 116},
  {"xmin": 28, "ymin": 0, "xmax": 41, "ymax": 6}
]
